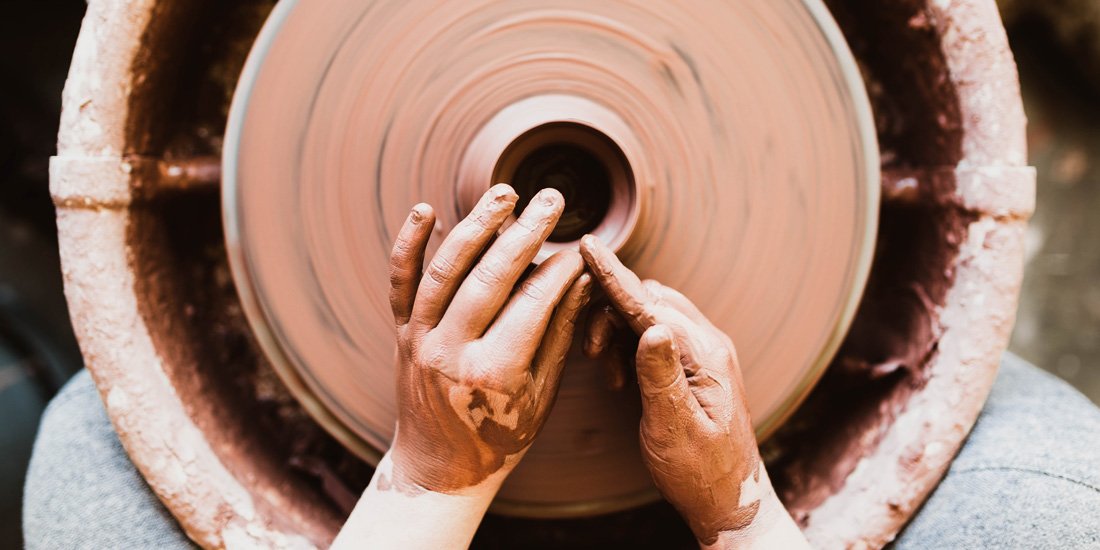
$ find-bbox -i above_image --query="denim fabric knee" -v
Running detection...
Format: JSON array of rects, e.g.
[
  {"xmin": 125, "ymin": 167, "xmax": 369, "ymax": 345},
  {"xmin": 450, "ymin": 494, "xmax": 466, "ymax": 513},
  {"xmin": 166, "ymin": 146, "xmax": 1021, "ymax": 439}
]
[
  {"xmin": 23, "ymin": 354, "xmax": 1100, "ymax": 549},
  {"xmin": 892, "ymin": 353, "xmax": 1100, "ymax": 548},
  {"xmin": 22, "ymin": 369, "xmax": 195, "ymax": 549}
]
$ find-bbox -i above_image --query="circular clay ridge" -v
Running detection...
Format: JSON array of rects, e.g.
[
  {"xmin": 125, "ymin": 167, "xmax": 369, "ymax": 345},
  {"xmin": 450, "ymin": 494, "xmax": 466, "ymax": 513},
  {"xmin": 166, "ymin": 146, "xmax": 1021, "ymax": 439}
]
[
  {"xmin": 51, "ymin": 0, "xmax": 1033, "ymax": 546},
  {"xmin": 223, "ymin": 0, "xmax": 878, "ymax": 516}
]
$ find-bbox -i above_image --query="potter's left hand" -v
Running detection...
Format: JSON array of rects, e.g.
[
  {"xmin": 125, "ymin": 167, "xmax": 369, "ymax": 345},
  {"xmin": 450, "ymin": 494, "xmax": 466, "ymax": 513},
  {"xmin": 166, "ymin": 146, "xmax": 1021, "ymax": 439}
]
[{"xmin": 579, "ymin": 235, "xmax": 810, "ymax": 550}]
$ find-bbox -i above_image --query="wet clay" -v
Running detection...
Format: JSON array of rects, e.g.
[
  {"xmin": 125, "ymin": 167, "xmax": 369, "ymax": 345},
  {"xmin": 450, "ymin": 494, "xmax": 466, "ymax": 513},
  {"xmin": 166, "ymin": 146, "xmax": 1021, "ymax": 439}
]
[
  {"xmin": 224, "ymin": 0, "xmax": 876, "ymax": 513},
  {"xmin": 53, "ymin": 0, "xmax": 1030, "ymax": 546}
]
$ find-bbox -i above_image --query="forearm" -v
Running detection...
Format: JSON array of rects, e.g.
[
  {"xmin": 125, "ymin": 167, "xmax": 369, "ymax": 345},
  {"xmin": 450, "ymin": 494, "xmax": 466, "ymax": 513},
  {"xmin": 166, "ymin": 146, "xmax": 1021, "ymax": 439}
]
[
  {"xmin": 332, "ymin": 450, "xmax": 504, "ymax": 549},
  {"xmin": 700, "ymin": 497, "xmax": 807, "ymax": 549},
  {"xmin": 698, "ymin": 469, "xmax": 810, "ymax": 550}
]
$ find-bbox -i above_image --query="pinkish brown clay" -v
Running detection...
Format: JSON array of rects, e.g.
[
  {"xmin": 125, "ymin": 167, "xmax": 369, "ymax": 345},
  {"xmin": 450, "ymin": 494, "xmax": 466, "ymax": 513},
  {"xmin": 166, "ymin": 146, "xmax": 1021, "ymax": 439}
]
[{"xmin": 51, "ymin": 0, "xmax": 1032, "ymax": 548}]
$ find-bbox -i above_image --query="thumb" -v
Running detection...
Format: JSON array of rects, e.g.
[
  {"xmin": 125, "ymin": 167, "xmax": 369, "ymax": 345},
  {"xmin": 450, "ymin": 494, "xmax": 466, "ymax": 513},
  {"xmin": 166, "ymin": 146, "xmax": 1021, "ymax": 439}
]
[{"xmin": 636, "ymin": 325, "xmax": 699, "ymax": 422}]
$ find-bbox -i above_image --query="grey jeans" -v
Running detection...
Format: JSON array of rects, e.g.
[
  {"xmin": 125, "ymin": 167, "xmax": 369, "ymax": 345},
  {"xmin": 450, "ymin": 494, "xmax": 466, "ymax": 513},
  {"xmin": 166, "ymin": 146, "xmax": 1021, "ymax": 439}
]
[{"xmin": 23, "ymin": 354, "xmax": 1100, "ymax": 549}]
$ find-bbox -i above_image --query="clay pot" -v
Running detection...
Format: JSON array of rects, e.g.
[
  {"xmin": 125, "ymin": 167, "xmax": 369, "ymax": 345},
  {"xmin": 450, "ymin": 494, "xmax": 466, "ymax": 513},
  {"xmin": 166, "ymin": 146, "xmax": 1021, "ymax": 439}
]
[{"xmin": 51, "ymin": 0, "xmax": 1032, "ymax": 547}]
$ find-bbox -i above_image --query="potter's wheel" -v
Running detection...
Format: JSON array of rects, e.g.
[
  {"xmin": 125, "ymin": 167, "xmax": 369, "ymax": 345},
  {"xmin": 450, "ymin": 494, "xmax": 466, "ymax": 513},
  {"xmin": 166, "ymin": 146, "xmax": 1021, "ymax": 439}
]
[{"xmin": 224, "ymin": 0, "xmax": 878, "ymax": 517}]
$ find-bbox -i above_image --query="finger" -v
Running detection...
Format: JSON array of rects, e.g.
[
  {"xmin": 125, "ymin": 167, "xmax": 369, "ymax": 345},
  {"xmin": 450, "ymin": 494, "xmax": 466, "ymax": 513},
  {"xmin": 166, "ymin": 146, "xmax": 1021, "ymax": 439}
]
[
  {"xmin": 532, "ymin": 273, "xmax": 593, "ymax": 406},
  {"xmin": 602, "ymin": 345, "xmax": 628, "ymax": 391},
  {"xmin": 583, "ymin": 304, "xmax": 630, "ymax": 390},
  {"xmin": 580, "ymin": 236, "xmax": 709, "ymax": 385},
  {"xmin": 642, "ymin": 279, "xmax": 709, "ymax": 325},
  {"xmin": 609, "ymin": 321, "xmax": 644, "ymax": 390},
  {"xmin": 482, "ymin": 249, "xmax": 584, "ymax": 365},
  {"xmin": 635, "ymin": 325, "xmax": 702, "ymax": 423},
  {"xmin": 583, "ymin": 305, "xmax": 618, "ymax": 359},
  {"xmin": 411, "ymin": 184, "xmax": 517, "ymax": 328},
  {"xmin": 388, "ymin": 203, "xmax": 436, "ymax": 325},
  {"xmin": 579, "ymin": 234, "xmax": 657, "ymax": 333},
  {"xmin": 441, "ymin": 188, "xmax": 564, "ymax": 338}
]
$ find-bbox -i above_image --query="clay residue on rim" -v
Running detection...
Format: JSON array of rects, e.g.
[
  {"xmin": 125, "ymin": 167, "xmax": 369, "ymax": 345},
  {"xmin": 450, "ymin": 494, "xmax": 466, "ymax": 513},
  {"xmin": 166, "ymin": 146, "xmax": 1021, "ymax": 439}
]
[
  {"xmin": 119, "ymin": 0, "xmax": 360, "ymax": 544},
  {"xmin": 761, "ymin": 0, "xmax": 1033, "ymax": 547},
  {"xmin": 763, "ymin": 0, "xmax": 966, "ymax": 513},
  {"xmin": 764, "ymin": 202, "xmax": 974, "ymax": 513}
]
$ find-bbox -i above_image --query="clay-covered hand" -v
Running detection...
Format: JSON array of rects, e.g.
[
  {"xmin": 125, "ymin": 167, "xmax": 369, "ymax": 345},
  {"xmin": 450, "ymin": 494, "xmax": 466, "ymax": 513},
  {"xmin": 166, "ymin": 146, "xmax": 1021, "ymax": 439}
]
[
  {"xmin": 579, "ymin": 235, "xmax": 765, "ymax": 546},
  {"xmin": 387, "ymin": 184, "xmax": 591, "ymax": 494}
]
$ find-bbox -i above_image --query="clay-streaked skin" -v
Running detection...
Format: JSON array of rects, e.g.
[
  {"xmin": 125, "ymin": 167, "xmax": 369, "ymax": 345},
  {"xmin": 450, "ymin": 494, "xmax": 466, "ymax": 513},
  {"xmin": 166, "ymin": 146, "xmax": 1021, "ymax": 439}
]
[
  {"xmin": 335, "ymin": 188, "xmax": 807, "ymax": 549},
  {"xmin": 55, "ymin": 0, "xmax": 1030, "ymax": 545},
  {"xmin": 580, "ymin": 235, "xmax": 810, "ymax": 548},
  {"xmin": 387, "ymin": 184, "xmax": 591, "ymax": 492},
  {"xmin": 335, "ymin": 185, "xmax": 591, "ymax": 547},
  {"xmin": 225, "ymin": 1, "xmax": 877, "ymax": 511}
]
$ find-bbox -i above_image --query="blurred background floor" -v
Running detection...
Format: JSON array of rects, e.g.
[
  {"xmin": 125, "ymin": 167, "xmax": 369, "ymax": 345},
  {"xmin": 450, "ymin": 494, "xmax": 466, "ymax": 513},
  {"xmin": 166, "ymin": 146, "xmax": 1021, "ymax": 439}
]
[
  {"xmin": 1, "ymin": 1, "xmax": 1099, "ymax": 548},
  {"xmin": 1004, "ymin": 3, "xmax": 1100, "ymax": 405},
  {"xmin": 0, "ymin": 2, "xmax": 88, "ymax": 546}
]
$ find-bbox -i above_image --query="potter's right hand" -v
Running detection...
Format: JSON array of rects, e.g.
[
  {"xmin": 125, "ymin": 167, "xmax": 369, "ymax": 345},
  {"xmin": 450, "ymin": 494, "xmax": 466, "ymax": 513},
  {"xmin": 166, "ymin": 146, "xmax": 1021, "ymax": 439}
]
[
  {"xmin": 385, "ymin": 184, "xmax": 591, "ymax": 495},
  {"xmin": 579, "ymin": 235, "xmax": 809, "ymax": 549}
]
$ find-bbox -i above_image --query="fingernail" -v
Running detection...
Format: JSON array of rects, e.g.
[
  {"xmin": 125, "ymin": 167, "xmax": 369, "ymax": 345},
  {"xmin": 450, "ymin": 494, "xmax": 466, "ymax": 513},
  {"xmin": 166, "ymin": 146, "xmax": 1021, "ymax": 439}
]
[
  {"xmin": 410, "ymin": 203, "xmax": 429, "ymax": 222},
  {"xmin": 536, "ymin": 187, "xmax": 564, "ymax": 206},
  {"xmin": 581, "ymin": 234, "xmax": 606, "ymax": 252},
  {"xmin": 578, "ymin": 274, "xmax": 593, "ymax": 298},
  {"xmin": 608, "ymin": 371, "xmax": 625, "ymax": 391},
  {"xmin": 488, "ymin": 183, "xmax": 518, "ymax": 203},
  {"xmin": 644, "ymin": 324, "xmax": 673, "ymax": 345}
]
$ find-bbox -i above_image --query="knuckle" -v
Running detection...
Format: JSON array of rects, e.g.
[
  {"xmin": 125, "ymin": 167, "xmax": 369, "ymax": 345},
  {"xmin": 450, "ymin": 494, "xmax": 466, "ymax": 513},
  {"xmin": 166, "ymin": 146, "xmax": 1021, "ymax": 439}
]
[
  {"xmin": 390, "ymin": 238, "xmax": 415, "ymax": 260},
  {"xmin": 420, "ymin": 351, "xmax": 447, "ymax": 373},
  {"xmin": 513, "ymin": 213, "xmax": 543, "ymax": 233},
  {"xmin": 416, "ymin": 336, "xmax": 450, "ymax": 367},
  {"xmin": 595, "ymin": 261, "xmax": 616, "ymax": 278},
  {"xmin": 641, "ymin": 279, "xmax": 664, "ymax": 302},
  {"xmin": 388, "ymin": 264, "xmax": 413, "ymax": 287},
  {"xmin": 424, "ymin": 256, "xmax": 458, "ymax": 285},
  {"xmin": 467, "ymin": 210, "xmax": 496, "ymax": 231},
  {"xmin": 518, "ymin": 279, "xmax": 548, "ymax": 301},
  {"xmin": 467, "ymin": 199, "xmax": 512, "ymax": 231},
  {"xmin": 472, "ymin": 259, "xmax": 508, "ymax": 287},
  {"xmin": 716, "ymin": 343, "xmax": 738, "ymax": 366}
]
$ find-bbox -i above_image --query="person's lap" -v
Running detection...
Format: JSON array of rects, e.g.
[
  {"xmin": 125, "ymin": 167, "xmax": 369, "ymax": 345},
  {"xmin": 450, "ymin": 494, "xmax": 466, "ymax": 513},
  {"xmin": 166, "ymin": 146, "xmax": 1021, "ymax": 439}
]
[
  {"xmin": 893, "ymin": 353, "xmax": 1100, "ymax": 548},
  {"xmin": 22, "ymin": 369, "xmax": 194, "ymax": 549},
  {"xmin": 23, "ymin": 354, "xmax": 1100, "ymax": 549}
]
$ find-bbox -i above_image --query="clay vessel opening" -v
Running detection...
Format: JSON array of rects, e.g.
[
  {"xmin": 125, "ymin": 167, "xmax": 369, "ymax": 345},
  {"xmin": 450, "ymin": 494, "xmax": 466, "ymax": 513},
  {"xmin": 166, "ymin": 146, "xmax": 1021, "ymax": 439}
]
[{"xmin": 492, "ymin": 122, "xmax": 636, "ymax": 246}]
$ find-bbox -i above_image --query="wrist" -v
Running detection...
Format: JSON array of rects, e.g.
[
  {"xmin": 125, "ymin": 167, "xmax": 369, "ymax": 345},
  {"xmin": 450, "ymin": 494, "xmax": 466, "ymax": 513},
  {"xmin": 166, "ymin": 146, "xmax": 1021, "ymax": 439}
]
[
  {"xmin": 383, "ymin": 443, "xmax": 512, "ymax": 500},
  {"xmin": 333, "ymin": 449, "xmax": 508, "ymax": 549},
  {"xmin": 697, "ymin": 493, "xmax": 781, "ymax": 549},
  {"xmin": 697, "ymin": 467, "xmax": 809, "ymax": 550},
  {"xmin": 386, "ymin": 435, "xmax": 520, "ymax": 499}
]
